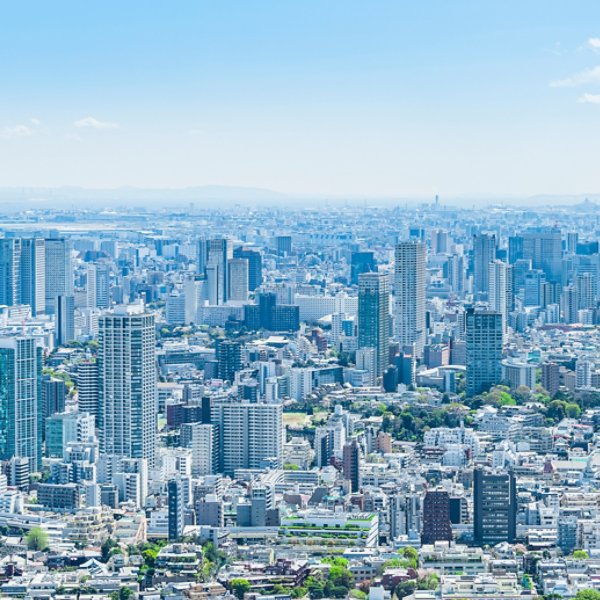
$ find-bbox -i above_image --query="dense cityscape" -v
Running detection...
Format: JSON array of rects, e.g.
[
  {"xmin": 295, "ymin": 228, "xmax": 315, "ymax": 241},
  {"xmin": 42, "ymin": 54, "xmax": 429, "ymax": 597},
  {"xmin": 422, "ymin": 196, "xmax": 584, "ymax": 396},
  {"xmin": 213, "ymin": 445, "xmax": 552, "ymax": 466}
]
[{"xmin": 1, "ymin": 200, "xmax": 600, "ymax": 599}]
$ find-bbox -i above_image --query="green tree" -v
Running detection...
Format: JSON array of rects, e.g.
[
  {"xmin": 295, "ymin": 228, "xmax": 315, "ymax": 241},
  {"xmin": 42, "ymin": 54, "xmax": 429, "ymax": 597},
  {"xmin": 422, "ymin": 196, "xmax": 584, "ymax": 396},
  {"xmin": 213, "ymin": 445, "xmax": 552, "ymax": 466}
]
[
  {"xmin": 26, "ymin": 527, "xmax": 49, "ymax": 551},
  {"xmin": 417, "ymin": 573, "xmax": 439, "ymax": 590},
  {"xmin": 573, "ymin": 550, "xmax": 589, "ymax": 559},
  {"xmin": 402, "ymin": 546, "xmax": 419, "ymax": 568},
  {"xmin": 230, "ymin": 578, "xmax": 251, "ymax": 599},
  {"xmin": 322, "ymin": 556, "xmax": 349, "ymax": 568},
  {"xmin": 110, "ymin": 589, "xmax": 134, "ymax": 600},
  {"xmin": 566, "ymin": 403, "xmax": 582, "ymax": 419},
  {"xmin": 575, "ymin": 590, "xmax": 600, "ymax": 600},
  {"xmin": 101, "ymin": 538, "xmax": 119, "ymax": 562},
  {"xmin": 547, "ymin": 400, "xmax": 567, "ymax": 422}
]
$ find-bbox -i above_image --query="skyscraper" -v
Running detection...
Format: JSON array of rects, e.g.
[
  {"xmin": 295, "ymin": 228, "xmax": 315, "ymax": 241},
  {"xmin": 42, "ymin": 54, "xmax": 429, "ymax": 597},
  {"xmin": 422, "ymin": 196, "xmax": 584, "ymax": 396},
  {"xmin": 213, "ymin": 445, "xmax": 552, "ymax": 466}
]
[
  {"xmin": 42, "ymin": 377, "xmax": 67, "ymax": 418},
  {"xmin": 0, "ymin": 336, "xmax": 43, "ymax": 472},
  {"xmin": 275, "ymin": 235, "xmax": 292, "ymax": 257},
  {"xmin": 217, "ymin": 340, "xmax": 242, "ymax": 382},
  {"xmin": 206, "ymin": 239, "xmax": 233, "ymax": 305},
  {"xmin": 233, "ymin": 246, "xmax": 263, "ymax": 291},
  {"xmin": 181, "ymin": 423, "xmax": 216, "ymax": 476},
  {"xmin": 351, "ymin": 251, "xmax": 376, "ymax": 285},
  {"xmin": 227, "ymin": 258, "xmax": 249, "ymax": 302},
  {"xmin": 0, "ymin": 238, "xmax": 45, "ymax": 316},
  {"xmin": 473, "ymin": 468, "xmax": 517, "ymax": 546},
  {"xmin": 358, "ymin": 272, "xmax": 390, "ymax": 377},
  {"xmin": 56, "ymin": 294, "xmax": 75, "ymax": 346},
  {"xmin": 77, "ymin": 361, "xmax": 99, "ymax": 424},
  {"xmin": 422, "ymin": 490, "xmax": 453, "ymax": 544},
  {"xmin": 44, "ymin": 237, "xmax": 73, "ymax": 315},
  {"xmin": 466, "ymin": 308, "xmax": 503, "ymax": 396},
  {"xmin": 98, "ymin": 303, "xmax": 157, "ymax": 466},
  {"xmin": 541, "ymin": 362, "xmax": 560, "ymax": 397},
  {"xmin": 511, "ymin": 229, "xmax": 562, "ymax": 283},
  {"xmin": 0, "ymin": 238, "xmax": 21, "ymax": 308},
  {"xmin": 488, "ymin": 260, "xmax": 508, "ymax": 334},
  {"xmin": 472, "ymin": 233, "xmax": 496, "ymax": 296},
  {"xmin": 19, "ymin": 238, "xmax": 45, "ymax": 316},
  {"xmin": 394, "ymin": 241, "xmax": 426, "ymax": 357},
  {"xmin": 210, "ymin": 399, "xmax": 283, "ymax": 475},
  {"xmin": 94, "ymin": 262, "xmax": 111, "ymax": 309},
  {"xmin": 167, "ymin": 478, "xmax": 185, "ymax": 541},
  {"xmin": 343, "ymin": 439, "xmax": 361, "ymax": 493}
]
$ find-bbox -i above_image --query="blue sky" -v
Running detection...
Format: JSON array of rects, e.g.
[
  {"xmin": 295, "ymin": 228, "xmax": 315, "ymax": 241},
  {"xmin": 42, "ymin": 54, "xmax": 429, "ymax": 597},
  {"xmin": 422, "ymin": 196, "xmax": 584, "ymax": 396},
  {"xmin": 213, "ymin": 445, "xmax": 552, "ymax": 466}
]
[{"xmin": 1, "ymin": 1, "xmax": 600, "ymax": 197}]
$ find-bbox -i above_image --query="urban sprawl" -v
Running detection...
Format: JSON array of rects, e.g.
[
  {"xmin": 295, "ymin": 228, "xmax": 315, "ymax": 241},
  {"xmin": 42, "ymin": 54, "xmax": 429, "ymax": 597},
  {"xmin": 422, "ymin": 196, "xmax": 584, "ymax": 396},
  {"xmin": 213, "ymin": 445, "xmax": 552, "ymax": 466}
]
[{"xmin": 1, "ymin": 200, "xmax": 600, "ymax": 600}]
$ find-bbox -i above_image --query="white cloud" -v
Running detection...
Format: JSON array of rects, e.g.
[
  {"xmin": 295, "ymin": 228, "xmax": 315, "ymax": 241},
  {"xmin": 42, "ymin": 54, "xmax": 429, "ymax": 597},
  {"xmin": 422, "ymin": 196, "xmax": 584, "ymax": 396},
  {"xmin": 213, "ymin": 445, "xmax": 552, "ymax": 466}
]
[
  {"xmin": 73, "ymin": 116, "xmax": 119, "ymax": 130},
  {"xmin": 1, "ymin": 124, "xmax": 34, "ymax": 138},
  {"xmin": 189, "ymin": 128, "xmax": 205, "ymax": 136},
  {"xmin": 30, "ymin": 118, "xmax": 41, "ymax": 126},
  {"xmin": 589, "ymin": 37, "xmax": 600, "ymax": 51},
  {"xmin": 551, "ymin": 65, "xmax": 600, "ymax": 87},
  {"xmin": 579, "ymin": 93, "xmax": 600, "ymax": 104}
]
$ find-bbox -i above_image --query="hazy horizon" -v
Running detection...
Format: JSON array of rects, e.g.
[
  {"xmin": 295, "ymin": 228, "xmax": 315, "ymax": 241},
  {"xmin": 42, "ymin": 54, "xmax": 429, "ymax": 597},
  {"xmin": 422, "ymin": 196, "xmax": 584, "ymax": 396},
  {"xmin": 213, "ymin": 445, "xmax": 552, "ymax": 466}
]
[{"xmin": 2, "ymin": 1, "xmax": 600, "ymax": 199}]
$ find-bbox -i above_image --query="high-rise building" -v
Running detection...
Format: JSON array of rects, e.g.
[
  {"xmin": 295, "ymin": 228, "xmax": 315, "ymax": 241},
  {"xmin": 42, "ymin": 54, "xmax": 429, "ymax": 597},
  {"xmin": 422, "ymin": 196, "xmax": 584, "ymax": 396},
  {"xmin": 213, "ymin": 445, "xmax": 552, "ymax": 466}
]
[
  {"xmin": 94, "ymin": 262, "xmax": 111, "ymax": 309},
  {"xmin": 394, "ymin": 241, "xmax": 426, "ymax": 357},
  {"xmin": 181, "ymin": 423, "xmax": 216, "ymax": 476},
  {"xmin": 45, "ymin": 411, "xmax": 95, "ymax": 458},
  {"xmin": 0, "ymin": 238, "xmax": 21, "ymax": 308},
  {"xmin": 244, "ymin": 292, "xmax": 300, "ymax": 332},
  {"xmin": 524, "ymin": 269, "xmax": 546, "ymax": 306},
  {"xmin": 217, "ymin": 340, "xmax": 242, "ymax": 382},
  {"xmin": 466, "ymin": 308, "xmax": 503, "ymax": 397},
  {"xmin": 196, "ymin": 238, "xmax": 207, "ymax": 274},
  {"xmin": 422, "ymin": 490, "xmax": 453, "ymax": 544},
  {"xmin": 0, "ymin": 336, "xmax": 43, "ymax": 472},
  {"xmin": 44, "ymin": 237, "xmax": 73, "ymax": 315},
  {"xmin": 86, "ymin": 263, "xmax": 97, "ymax": 309},
  {"xmin": 227, "ymin": 258, "xmax": 249, "ymax": 302},
  {"xmin": 576, "ymin": 272, "xmax": 596, "ymax": 310},
  {"xmin": 473, "ymin": 469, "xmax": 517, "ymax": 545},
  {"xmin": 488, "ymin": 260, "xmax": 508, "ymax": 334},
  {"xmin": 351, "ymin": 251, "xmax": 376, "ymax": 285},
  {"xmin": 275, "ymin": 235, "xmax": 292, "ymax": 257},
  {"xmin": 511, "ymin": 229, "xmax": 562, "ymax": 283},
  {"xmin": 233, "ymin": 247, "xmax": 263, "ymax": 291},
  {"xmin": 472, "ymin": 233, "xmax": 496, "ymax": 295},
  {"xmin": 210, "ymin": 400, "xmax": 283, "ymax": 475},
  {"xmin": 206, "ymin": 239, "xmax": 233, "ymax": 305},
  {"xmin": 0, "ymin": 238, "xmax": 45, "ymax": 315},
  {"xmin": 98, "ymin": 303, "xmax": 157, "ymax": 466},
  {"xmin": 43, "ymin": 377, "xmax": 67, "ymax": 418},
  {"xmin": 56, "ymin": 294, "xmax": 75, "ymax": 346},
  {"xmin": 541, "ymin": 362, "xmax": 560, "ymax": 397},
  {"xmin": 358, "ymin": 272, "xmax": 390, "ymax": 377},
  {"xmin": 77, "ymin": 361, "xmax": 99, "ymax": 424},
  {"xmin": 19, "ymin": 238, "xmax": 45, "ymax": 316},
  {"xmin": 343, "ymin": 439, "xmax": 361, "ymax": 493},
  {"xmin": 561, "ymin": 285, "xmax": 578, "ymax": 324},
  {"xmin": 167, "ymin": 478, "xmax": 185, "ymax": 541}
]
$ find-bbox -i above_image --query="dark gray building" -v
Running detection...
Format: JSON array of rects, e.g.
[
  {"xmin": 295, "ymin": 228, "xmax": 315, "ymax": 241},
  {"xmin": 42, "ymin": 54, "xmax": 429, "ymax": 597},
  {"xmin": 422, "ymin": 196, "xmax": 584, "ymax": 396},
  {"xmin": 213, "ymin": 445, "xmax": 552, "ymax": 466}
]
[{"xmin": 473, "ymin": 468, "xmax": 517, "ymax": 546}]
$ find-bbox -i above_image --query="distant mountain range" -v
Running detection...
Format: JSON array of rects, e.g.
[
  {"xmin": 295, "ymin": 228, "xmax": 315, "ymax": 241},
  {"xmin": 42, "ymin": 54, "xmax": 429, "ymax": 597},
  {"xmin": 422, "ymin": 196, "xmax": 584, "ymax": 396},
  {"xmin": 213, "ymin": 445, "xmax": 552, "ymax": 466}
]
[{"xmin": 0, "ymin": 185, "xmax": 599, "ymax": 211}]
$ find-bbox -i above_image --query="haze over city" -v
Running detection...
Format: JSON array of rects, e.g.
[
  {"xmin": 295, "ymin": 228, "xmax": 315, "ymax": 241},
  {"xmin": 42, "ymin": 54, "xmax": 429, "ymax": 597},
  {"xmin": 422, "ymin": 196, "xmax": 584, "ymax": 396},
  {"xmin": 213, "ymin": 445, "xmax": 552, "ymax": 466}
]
[{"xmin": 4, "ymin": 4, "xmax": 600, "ymax": 600}]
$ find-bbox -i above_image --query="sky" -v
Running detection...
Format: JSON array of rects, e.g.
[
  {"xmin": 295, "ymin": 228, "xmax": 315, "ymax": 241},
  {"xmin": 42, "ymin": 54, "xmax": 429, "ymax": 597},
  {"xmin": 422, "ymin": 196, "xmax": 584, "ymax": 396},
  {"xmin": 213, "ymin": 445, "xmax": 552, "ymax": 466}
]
[{"xmin": 1, "ymin": 1, "xmax": 600, "ymax": 199}]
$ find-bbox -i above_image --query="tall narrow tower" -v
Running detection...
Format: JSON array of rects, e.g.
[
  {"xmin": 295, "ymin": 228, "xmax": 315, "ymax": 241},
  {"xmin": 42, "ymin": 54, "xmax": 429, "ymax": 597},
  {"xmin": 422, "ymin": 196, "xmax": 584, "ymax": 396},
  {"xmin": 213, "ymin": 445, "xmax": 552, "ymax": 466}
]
[
  {"xmin": 98, "ymin": 302, "xmax": 157, "ymax": 466},
  {"xmin": 0, "ymin": 336, "xmax": 43, "ymax": 472},
  {"xmin": 394, "ymin": 241, "xmax": 426, "ymax": 357},
  {"xmin": 473, "ymin": 233, "xmax": 496, "ymax": 296},
  {"xmin": 358, "ymin": 271, "xmax": 390, "ymax": 377}
]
